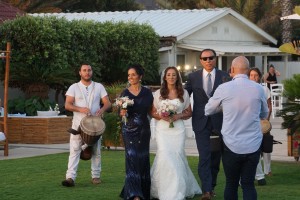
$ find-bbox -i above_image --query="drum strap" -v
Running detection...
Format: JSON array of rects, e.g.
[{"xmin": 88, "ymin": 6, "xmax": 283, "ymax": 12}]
[{"xmin": 77, "ymin": 82, "xmax": 95, "ymax": 110}]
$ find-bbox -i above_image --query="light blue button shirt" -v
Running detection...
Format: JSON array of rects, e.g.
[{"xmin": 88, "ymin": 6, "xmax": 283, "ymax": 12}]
[{"xmin": 205, "ymin": 74, "xmax": 269, "ymax": 154}]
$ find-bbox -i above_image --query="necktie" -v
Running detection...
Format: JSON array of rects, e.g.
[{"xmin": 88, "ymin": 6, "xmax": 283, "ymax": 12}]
[{"xmin": 207, "ymin": 73, "xmax": 212, "ymax": 97}]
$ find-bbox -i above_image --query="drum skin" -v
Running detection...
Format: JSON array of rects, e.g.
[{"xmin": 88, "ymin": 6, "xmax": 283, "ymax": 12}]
[
  {"xmin": 80, "ymin": 116, "xmax": 106, "ymax": 145},
  {"xmin": 260, "ymin": 120, "xmax": 273, "ymax": 153},
  {"xmin": 260, "ymin": 119, "xmax": 272, "ymax": 134}
]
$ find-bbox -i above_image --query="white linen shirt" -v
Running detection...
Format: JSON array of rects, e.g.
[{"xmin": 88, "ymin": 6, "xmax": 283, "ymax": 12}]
[
  {"xmin": 262, "ymin": 84, "xmax": 271, "ymax": 100},
  {"xmin": 66, "ymin": 81, "xmax": 107, "ymax": 129},
  {"xmin": 205, "ymin": 74, "xmax": 269, "ymax": 154}
]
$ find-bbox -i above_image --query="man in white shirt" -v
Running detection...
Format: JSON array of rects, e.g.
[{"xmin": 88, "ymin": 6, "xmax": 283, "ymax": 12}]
[
  {"xmin": 249, "ymin": 67, "xmax": 273, "ymax": 186},
  {"xmin": 205, "ymin": 56, "xmax": 268, "ymax": 200},
  {"xmin": 62, "ymin": 64, "xmax": 111, "ymax": 187}
]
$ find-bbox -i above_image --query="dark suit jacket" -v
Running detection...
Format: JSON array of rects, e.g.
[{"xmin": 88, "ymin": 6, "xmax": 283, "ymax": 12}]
[{"xmin": 185, "ymin": 68, "xmax": 229, "ymax": 132}]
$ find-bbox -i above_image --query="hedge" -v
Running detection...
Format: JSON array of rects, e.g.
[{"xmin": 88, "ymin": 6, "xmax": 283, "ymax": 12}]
[{"xmin": 0, "ymin": 15, "xmax": 160, "ymax": 91}]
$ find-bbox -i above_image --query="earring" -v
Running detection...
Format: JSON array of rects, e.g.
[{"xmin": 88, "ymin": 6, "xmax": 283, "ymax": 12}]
[{"xmin": 139, "ymin": 79, "xmax": 141, "ymax": 82}]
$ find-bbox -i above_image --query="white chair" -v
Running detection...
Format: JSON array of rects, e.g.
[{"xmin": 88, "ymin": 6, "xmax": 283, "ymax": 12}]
[{"xmin": 270, "ymin": 83, "xmax": 284, "ymax": 118}]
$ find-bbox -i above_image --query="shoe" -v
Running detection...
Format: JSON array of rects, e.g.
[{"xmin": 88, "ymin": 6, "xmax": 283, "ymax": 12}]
[
  {"xmin": 257, "ymin": 178, "xmax": 267, "ymax": 186},
  {"xmin": 210, "ymin": 190, "xmax": 216, "ymax": 197},
  {"xmin": 91, "ymin": 178, "xmax": 101, "ymax": 185},
  {"xmin": 62, "ymin": 178, "xmax": 75, "ymax": 187},
  {"xmin": 201, "ymin": 192, "xmax": 212, "ymax": 200},
  {"xmin": 266, "ymin": 172, "xmax": 272, "ymax": 176}
]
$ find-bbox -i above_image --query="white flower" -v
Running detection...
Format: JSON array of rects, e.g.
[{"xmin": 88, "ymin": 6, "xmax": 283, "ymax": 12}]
[
  {"xmin": 114, "ymin": 96, "xmax": 134, "ymax": 109},
  {"xmin": 168, "ymin": 104, "xmax": 175, "ymax": 111}
]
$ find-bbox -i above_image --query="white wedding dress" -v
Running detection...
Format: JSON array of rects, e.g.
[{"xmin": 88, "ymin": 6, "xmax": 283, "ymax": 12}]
[{"xmin": 150, "ymin": 90, "xmax": 202, "ymax": 200}]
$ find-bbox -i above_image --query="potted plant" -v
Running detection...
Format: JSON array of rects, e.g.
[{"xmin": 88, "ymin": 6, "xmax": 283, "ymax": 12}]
[
  {"xmin": 102, "ymin": 82, "xmax": 126, "ymax": 149},
  {"xmin": 102, "ymin": 112, "xmax": 123, "ymax": 149},
  {"xmin": 279, "ymin": 74, "xmax": 300, "ymax": 161},
  {"xmin": 8, "ymin": 96, "xmax": 55, "ymax": 116},
  {"xmin": 105, "ymin": 82, "xmax": 127, "ymax": 104}
]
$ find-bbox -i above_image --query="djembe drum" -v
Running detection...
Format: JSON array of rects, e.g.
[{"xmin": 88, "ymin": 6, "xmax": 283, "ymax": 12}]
[
  {"xmin": 261, "ymin": 119, "xmax": 272, "ymax": 134},
  {"xmin": 79, "ymin": 116, "xmax": 106, "ymax": 160},
  {"xmin": 80, "ymin": 115, "xmax": 106, "ymax": 146},
  {"xmin": 260, "ymin": 119, "xmax": 273, "ymax": 153}
]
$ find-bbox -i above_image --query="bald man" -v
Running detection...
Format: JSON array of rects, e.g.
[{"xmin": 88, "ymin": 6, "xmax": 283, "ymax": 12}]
[{"xmin": 205, "ymin": 56, "xmax": 269, "ymax": 200}]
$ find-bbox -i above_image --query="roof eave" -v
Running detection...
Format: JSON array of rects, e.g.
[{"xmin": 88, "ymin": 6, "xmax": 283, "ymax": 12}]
[
  {"xmin": 177, "ymin": 8, "xmax": 277, "ymax": 45},
  {"xmin": 228, "ymin": 9, "xmax": 278, "ymax": 45}
]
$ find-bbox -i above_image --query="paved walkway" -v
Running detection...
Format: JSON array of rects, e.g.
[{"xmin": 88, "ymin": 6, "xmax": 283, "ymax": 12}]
[{"xmin": 0, "ymin": 117, "xmax": 297, "ymax": 162}]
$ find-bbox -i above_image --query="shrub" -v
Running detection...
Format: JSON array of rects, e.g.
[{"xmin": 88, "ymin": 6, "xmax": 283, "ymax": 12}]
[
  {"xmin": 279, "ymin": 74, "xmax": 300, "ymax": 134},
  {"xmin": 8, "ymin": 96, "xmax": 55, "ymax": 116},
  {"xmin": 0, "ymin": 15, "xmax": 160, "ymax": 96}
]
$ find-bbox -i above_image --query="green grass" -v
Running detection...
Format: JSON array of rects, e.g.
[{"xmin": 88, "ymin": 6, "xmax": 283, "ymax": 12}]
[{"xmin": 0, "ymin": 150, "xmax": 300, "ymax": 200}]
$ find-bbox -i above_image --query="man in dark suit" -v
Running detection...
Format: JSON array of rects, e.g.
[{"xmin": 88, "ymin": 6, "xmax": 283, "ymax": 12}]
[{"xmin": 185, "ymin": 49, "xmax": 229, "ymax": 200}]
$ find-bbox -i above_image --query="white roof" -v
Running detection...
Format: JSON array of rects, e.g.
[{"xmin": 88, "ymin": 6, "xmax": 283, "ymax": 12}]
[
  {"xmin": 30, "ymin": 8, "xmax": 277, "ymax": 44},
  {"xmin": 177, "ymin": 44, "xmax": 284, "ymax": 56}
]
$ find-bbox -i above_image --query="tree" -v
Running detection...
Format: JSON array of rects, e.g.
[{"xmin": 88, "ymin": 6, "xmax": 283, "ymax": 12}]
[
  {"xmin": 3, "ymin": 0, "xmax": 141, "ymax": 13},
  {"xmin": 3, "ymin": 0, "xmax": 80, "ymax": 12},
  {"xmin": 281, "ymin": 0, "xmax": 293, "ymax": 43},
  {"xmin": 64, "ymin": 0, "xmax": 142, "ymax": 12},
  {"xmin": 256, "ymin": 0, "xmax": 282, "ymax": 40}
]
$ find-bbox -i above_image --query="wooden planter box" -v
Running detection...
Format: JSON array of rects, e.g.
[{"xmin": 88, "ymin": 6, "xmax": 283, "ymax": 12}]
[
  {"xmin": 287, "ymin": 129, "xmax": 300, "ymax": 160},
  {"xmin": 0, "ymin": 116, "xmax": 72, "ymax": 144}
]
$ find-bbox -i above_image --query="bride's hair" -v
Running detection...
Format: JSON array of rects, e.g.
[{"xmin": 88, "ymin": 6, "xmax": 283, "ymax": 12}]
[{"xmin": 160, "ymin": 66, "xmax": 184, "ymax": 102}]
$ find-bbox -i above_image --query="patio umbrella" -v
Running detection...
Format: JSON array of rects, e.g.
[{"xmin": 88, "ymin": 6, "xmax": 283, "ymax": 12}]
[
  {"xmin": 279, "ymin": 42, "xmax": 299, "ymax": 55},
  {"xmin": 279, "ymin": 10, "xmax": 300, "ymax": 55},
  {"xmin": 280, "ymin": 13, "xmax": 300, "ymax": 20}
]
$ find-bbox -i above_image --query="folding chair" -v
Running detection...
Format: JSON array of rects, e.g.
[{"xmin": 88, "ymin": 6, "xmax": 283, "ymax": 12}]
[{"xmin": 270, "ymin": 83, "xmax": 284, "ymax": 118}]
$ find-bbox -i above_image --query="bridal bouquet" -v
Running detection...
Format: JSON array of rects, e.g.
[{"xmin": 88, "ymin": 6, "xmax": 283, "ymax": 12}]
[
  {"xmin": 114, "ymin": 96, "xmax": 134, "ymax": 125},
  {"xmin": 157, "ymin": 99, "xmax": 178, "ymax": 128}
]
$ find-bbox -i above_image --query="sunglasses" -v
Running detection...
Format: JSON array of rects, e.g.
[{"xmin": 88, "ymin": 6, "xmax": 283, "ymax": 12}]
[{"xmin": 201, "ymin": 56, "xmax": 215, "ymax": 61}]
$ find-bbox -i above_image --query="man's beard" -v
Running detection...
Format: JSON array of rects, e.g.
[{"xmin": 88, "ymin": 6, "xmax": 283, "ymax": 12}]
[{"xmin": 82, "ymin": 76, "xmax": 92, "ymax": 82}]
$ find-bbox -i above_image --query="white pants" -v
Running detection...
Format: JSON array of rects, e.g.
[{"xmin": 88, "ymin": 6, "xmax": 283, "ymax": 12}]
[
  {"xmin": 66, "ymin": 134, "xmax": 101, "ymax": 181},
  {"xmin": 262, "ymin": 152, "xmax": 271, "ymax": 174},
  {"xmin": 255, "ymin": 152, "xmax": 271, "ymax": 180}
]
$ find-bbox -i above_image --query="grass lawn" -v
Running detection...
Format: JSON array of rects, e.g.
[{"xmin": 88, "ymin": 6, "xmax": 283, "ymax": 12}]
[{"xmin": 0, "ymin": 149, "xmax": 300, "ymax": 200}]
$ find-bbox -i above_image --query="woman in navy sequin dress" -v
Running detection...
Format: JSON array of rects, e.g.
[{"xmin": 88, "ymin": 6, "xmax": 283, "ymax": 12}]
[{"xmin": 119, "ymin": 64, "xmax": 153, "ymax": 200}]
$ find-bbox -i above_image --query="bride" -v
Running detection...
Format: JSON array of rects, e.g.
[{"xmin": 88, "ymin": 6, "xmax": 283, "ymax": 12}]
[{"xmin": 150, "ymin": 66, "xmax": 202, "ymax": 200}]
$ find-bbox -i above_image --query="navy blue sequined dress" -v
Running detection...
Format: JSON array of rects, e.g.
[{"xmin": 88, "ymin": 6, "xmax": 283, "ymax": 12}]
[{"xmin": 120, "ymin": 87, "xmax": 153, "ymax": 200}]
